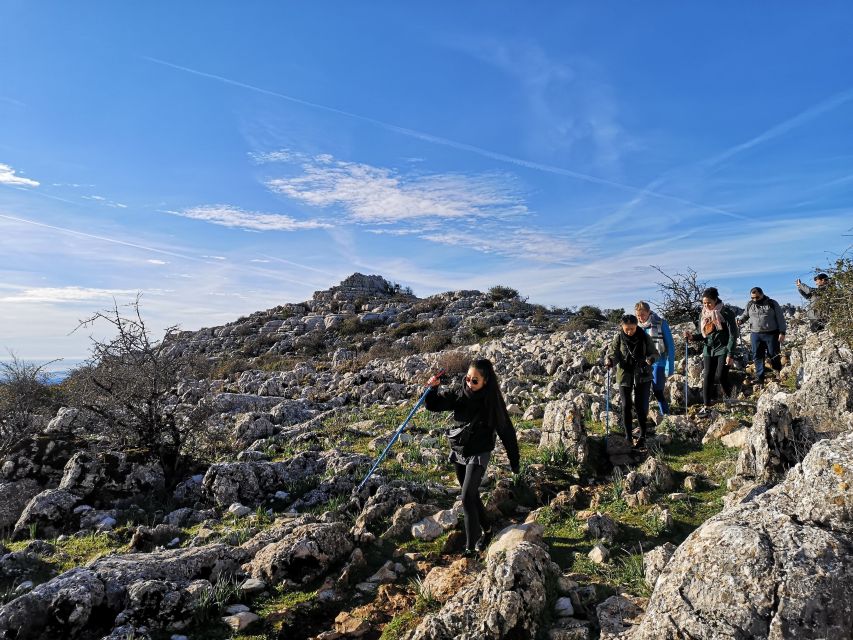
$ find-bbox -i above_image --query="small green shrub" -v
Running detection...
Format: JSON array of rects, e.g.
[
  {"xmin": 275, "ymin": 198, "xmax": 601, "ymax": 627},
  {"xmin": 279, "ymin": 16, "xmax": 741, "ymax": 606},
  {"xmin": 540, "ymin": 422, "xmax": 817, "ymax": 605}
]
[{"xmin": 488, "ymin": 285, "xmax": 519, "ymax": 301}]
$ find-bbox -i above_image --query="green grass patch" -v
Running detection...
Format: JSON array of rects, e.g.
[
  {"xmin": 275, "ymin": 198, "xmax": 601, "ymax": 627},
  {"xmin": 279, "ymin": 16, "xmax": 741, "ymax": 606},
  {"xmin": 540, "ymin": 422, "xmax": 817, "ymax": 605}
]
[
  {"xmin": 398, "ymin": 530, "xmax": 452, "ymax": 557},
  {"xmin": 660, "ymin": 437, "xmax": 739, "ymax": 473}
]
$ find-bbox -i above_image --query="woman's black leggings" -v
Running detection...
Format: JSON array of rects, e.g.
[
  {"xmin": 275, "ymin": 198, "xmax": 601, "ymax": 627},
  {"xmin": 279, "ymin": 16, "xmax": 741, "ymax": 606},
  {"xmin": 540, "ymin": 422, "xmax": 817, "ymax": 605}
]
[
  {"xmin": 454, "ymin": 462, "xmax": 488, "ymax": 551},
  {"xmin": 702, "ymin": 355, "xmax": 732, "ymax": 405},
  {"xmin": 619, "ymin": 381, "xmax": 652, "ymax": 440}
]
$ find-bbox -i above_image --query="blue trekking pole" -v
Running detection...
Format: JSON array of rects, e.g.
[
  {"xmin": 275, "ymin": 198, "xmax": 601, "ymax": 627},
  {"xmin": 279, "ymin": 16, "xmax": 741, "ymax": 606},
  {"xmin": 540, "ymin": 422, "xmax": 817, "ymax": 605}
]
[
  {"xmin": 356, "ymin": 370, "xmax": 445, "ymax": 492},
  {"xmin": 684, "ymin": 340, "xmax": 689, "ymax": 412},
  {"xmin": 605, "ymin": 367, "xmax": 611, "ymax": 434}
]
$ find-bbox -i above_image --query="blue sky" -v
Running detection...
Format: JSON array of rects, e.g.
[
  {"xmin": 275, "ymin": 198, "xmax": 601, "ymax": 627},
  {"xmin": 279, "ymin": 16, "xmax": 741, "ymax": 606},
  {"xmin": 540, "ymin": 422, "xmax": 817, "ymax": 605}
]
[{"xmin": 2, "ymin": 3, "xmax": 852, "ymax": 365}]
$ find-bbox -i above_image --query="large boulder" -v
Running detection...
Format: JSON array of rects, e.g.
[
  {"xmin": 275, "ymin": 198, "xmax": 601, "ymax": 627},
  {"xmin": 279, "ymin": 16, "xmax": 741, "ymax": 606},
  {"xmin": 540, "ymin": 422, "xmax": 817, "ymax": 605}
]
[
  {"xmin": 59, "ymin": 451, "xmax": 165, "ymax": 504},
  {"xmin": 12, "ymin": 489, "xmax": 80, "ymax": 540},
  {"xmin": 408, "ymin": 540, "xmax": 560, "ymax": 640},
  {"xmin": 539, "ymin": 398, "xmax": 588, "ymax": 464},
  {"xmin": 115, "ymin": 579, "xmax": 198, "ymax": 632},
  {"xmin": 210, "ymin": 393, "xmax": 290, "ymax": 414},
  {"xmin": 0, "ymin": 568, "xmax": 105, "ymax": 640},
  {"xmin": 632, "ymin": 431, "xmax": 853, "ymax": 639},
  {"xmin": 0, "ymin": 435, "xmax": 83, "ymax": 485},
  {"xmin": 249, "ymin": 522, "xmax": 353, "ymax": 586},
  {"xmin": 202, "ymin": 452, "xmax": 326, "ymax": 506}
]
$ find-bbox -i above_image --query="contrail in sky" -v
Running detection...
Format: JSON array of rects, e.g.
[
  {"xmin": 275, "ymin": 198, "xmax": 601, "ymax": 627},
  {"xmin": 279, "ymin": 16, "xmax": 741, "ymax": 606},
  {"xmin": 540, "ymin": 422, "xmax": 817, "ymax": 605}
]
[
  {"xmin": 703, "ymin": 87, "xmax": 853, "ymax": 168},
  {"xmin": 143, "ymin": 56, "xmax": 748, "ymax": 220},
  {"xmin": 0, "ymin": 213, "xmax": 205, "ymax": 262},
  {"xmin": 0, "ymin": 212, "xmax": 333, "ymax": 288}
]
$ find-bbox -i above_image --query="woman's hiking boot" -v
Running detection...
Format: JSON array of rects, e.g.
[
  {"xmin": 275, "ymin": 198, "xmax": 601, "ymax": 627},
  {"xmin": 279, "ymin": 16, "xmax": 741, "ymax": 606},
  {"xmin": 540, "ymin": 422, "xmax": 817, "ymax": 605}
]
[{"xmin": 475, "ymin": 527, "xmax": 493, "ymax": 553}]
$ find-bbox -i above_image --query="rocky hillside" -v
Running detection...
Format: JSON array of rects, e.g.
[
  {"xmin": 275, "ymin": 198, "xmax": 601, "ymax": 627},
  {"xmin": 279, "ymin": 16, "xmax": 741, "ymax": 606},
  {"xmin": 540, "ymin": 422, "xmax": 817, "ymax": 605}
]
[{"xmin": 1, "ymin": 274, "xmax": 851, "ymax": 640}]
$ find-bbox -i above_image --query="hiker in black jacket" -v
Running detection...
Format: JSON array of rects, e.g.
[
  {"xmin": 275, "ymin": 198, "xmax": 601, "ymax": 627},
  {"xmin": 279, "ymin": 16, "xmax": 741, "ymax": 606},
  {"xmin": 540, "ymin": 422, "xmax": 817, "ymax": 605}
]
[
  {"xmin": 426, "ymin": 358, "xmax": 520, "ymax": 557},
  {"xmin": 737, "ymin": 287, "xmax": 786, "ymax": 384},
  {"xmin": 606, "ymin": 314, "xmax": 659, "ymax": 448}
]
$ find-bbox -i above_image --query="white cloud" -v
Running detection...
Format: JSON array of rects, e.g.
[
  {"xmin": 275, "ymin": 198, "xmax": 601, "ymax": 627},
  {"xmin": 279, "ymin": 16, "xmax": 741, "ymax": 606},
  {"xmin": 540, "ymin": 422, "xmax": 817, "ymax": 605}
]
[
  {"xmin": 424, "ymin": 227, "xmax": 581, "ymax": 264},
  {"xmin": 171, "ymin": 205, "xmax": 331, "ymax": 232},
  {"xmin": 250, "ymin": 150, "xmax": 300, "ymax": 164},
  {"xmin": 81, "ymin": 194, "xmax": 129, "ymax": 209},
  {"xmin": 266, "ymin": 155, "xmax": 528, "ymax": 224},
  {"xmin": 147, "ymin": 259, "xmax": 168, "ymax": 265},
  {"xmin": 0, "ymin": 286, "xmax": 136, "ymax": 304},
  {"xmin": 250, "ymin": 258, "xmax": 271, "ymax": 263},
  {"xmin": 0, "ymin": 163, "xmax": 39, "ymax": 187}
]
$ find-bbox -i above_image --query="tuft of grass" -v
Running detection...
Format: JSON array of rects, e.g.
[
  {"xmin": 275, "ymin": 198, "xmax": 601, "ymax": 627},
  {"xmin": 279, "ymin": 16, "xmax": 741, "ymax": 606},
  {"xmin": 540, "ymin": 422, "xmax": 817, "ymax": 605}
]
[
  {"xmin": 534, "ymin": 441, "xmax": 579, "ymax": 470},
  {"xmin": 379, "ymin": 611, "xmax": 419, "ymax": 640},
  {"xmin": 410, "ymin": 575, "xmax": 441, "ymax": 614}
]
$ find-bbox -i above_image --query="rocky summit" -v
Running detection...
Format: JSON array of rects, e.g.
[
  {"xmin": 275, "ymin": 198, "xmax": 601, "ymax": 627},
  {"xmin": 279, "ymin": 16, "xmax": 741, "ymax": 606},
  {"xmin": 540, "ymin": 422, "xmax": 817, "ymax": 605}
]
[{"xmin": 1, "ymin": 273, "xmax": 851, "ymax": 640}]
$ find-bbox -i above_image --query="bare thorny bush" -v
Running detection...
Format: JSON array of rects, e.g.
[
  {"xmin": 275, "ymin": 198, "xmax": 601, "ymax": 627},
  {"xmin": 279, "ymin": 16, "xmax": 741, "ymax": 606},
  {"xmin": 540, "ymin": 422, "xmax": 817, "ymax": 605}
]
[
  {"xmin": 0, "ymin": 353, "xmax": 59, "ymax": 456},
  {"xmin": 66, "ymin": 296, "xmax": 215, "ymax": 482},
  {"xmin": 651, "ymin": 265, "xmax": 708, "ymax": 325}
]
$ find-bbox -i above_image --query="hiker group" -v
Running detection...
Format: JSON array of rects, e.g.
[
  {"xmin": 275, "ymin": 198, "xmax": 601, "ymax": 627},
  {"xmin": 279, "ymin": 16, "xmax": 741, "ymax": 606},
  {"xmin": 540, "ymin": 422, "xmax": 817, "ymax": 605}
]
[
  {"xmin": 604, "ymin": 274, "xmax": 829, "ymax": 446},
  {"xmin": 407, "ymin": 272, "xmax": 829, "ymax": 557}
]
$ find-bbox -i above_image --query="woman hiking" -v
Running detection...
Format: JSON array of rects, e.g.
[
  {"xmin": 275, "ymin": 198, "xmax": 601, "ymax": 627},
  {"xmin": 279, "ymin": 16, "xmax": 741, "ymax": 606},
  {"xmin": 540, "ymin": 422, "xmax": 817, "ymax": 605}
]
[
  {"xmin": 635, "ymin": 301, "xmax": 675, "ymax": 416},
  {"xmin": 426, "ymin": 358, "xmax": 520, "ymax": 558},
  {"xmin": 606, "ymin": 314, "xmax": 659, "ymax": 449},
  {"xmin": 684, "ymin": 287, "xmax": 738, "ymax": 416}
]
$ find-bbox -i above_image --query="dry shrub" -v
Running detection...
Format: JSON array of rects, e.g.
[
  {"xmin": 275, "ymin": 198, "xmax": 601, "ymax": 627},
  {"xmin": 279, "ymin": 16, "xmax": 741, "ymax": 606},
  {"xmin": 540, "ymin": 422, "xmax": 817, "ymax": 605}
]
[{"xmin": 437, "ymin": 350, "xmax": 470, "ymax": 375}]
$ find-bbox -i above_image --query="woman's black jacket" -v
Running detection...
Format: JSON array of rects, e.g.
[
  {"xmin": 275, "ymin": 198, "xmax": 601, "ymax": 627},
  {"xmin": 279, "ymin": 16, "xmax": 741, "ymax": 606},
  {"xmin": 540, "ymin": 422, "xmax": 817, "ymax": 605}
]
[{"xmin": 425, "ymin": 386, "xmax": 520, "ymax": 468}]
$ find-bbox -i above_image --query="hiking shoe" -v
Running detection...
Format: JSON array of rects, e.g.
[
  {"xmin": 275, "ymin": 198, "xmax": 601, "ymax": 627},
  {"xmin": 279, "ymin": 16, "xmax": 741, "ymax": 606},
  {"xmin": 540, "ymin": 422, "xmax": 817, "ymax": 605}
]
[
  {"xmin": 696, "ymin": 407, "xmax": 712, "ymax": 418},
  {"xmin": 475, "ymin": 528, "xmax": 493, "ymax": 553},
  {"xmin": 462, "ymin": 548, "xmax": 478, "ymax": 559},
  {"xmin": 633, "ymin": 437, "xmax": 646, "ymax": 449}
]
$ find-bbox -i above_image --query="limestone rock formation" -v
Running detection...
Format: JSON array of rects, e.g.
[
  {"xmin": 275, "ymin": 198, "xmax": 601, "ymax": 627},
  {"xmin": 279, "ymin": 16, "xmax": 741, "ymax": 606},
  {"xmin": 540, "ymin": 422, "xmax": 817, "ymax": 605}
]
[
  {"xmin": 540, "ymin": 398, "xmax": 588, "ymax": 464},
  {"xmin": 248, "ymin": 521, "xmax": 353, "ymax": 586},
  {"xmin": 408, "ymin": 540, "xmax": 560, "ymax": 640},
  {"xmin": 633, "ymin": 431, "xmax": 853, "ymax": 639}
]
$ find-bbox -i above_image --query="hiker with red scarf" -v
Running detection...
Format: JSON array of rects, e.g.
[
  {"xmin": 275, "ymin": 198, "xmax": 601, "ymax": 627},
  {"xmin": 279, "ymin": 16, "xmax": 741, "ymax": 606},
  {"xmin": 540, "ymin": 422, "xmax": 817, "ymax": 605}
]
[{"xmin": 684, "ymin": 287, "xmax": 739, "ymax": 415}]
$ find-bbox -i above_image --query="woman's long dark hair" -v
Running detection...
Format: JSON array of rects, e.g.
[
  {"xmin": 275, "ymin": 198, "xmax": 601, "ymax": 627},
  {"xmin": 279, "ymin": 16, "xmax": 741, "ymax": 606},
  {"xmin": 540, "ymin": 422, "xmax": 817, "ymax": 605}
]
[{"xmin": 471, "ymin": 358, "xmax": 512, "ymax": 431}]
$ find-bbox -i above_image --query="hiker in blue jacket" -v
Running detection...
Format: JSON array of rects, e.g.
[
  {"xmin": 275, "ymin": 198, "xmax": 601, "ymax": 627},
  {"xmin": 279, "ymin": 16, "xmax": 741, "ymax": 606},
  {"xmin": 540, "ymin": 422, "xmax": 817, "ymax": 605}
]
[{"xmin": 635, "ymin": 301, "xmax": 675, "ymax": 416}]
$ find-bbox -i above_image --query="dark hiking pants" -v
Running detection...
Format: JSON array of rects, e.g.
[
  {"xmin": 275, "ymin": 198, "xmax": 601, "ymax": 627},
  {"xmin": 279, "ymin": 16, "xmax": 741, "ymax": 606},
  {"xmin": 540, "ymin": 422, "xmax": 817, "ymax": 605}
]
[
  {"xmin": 454, "ymin": 462, "xmax": 489, "ymax": 552},
  {"xmin": 619, "ymin": 380, "xmax": 651, "ymax": 440},
  {"xmin": 702, "ymin": 355, "xmax": 732, "ymax": 405},
  {"xmin": 751, "ymin": 331, "xmax": 782, "ymax": 381}
]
